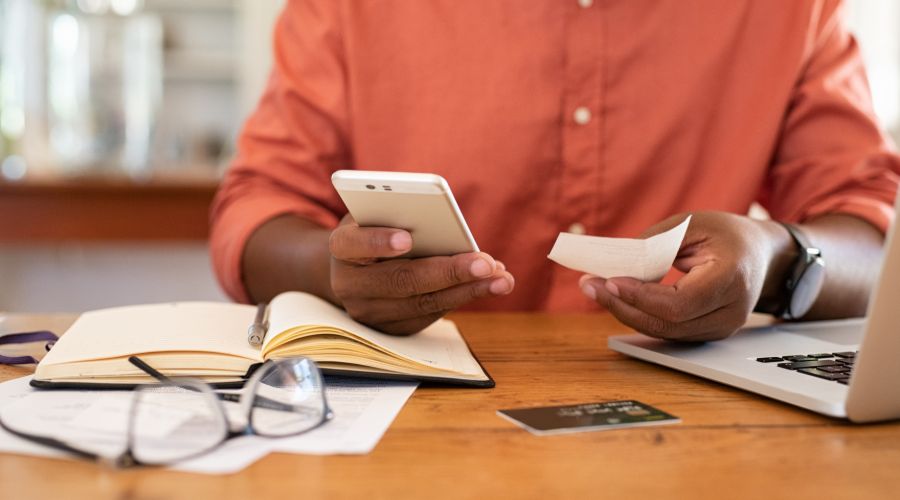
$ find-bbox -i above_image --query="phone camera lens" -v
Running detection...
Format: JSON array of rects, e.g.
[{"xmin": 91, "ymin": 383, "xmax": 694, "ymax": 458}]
[{"xmin": 365, "ymin": 184, "xmax": 375, "ymax": 190}]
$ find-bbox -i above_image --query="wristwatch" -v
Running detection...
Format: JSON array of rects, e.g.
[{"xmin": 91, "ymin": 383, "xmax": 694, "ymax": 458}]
[{"xmin": 776, "ymin": 222, "xmax": 827, "ymax": 320}]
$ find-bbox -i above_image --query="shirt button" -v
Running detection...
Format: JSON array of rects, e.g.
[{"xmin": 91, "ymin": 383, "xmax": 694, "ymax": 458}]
[
  {"xmin": 568, "ymin": 222, "xmax": 586, "ymax": 235},
  {"xmin": 578, "ymin": 0, "xmax": 593, "ymax": 7},
  {"xmin": 573, "ymin": 106, "xmax": 591, "ymax": 125}
]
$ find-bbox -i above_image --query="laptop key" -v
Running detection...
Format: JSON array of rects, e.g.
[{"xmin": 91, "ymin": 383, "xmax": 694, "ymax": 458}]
[
  {"xmin": 837, "ymin": 358, "xmax": 855, "ymax": 366},
  {"xmin": 818, "ymin": 365, "xmax": 851, "ymax": 373},
  {"xmin": 782, "ymin": 355, "xmax": 818, "ymax": 362},
  {"xmin": 838, "ymin": 378, "xmax": 851, "ymax": 385},
  {"xmin": 777, "ymin": 360, "xmax": 841, "ymax": 370},
  {"xmin": 833, "ymin": 352, "xmax": 856, "ymax": 358},
  {"xmin": 798, "ymin": 368, "xmax": 851, "ymax": 381},
  {"xmin": 806, "ymin": 353, "xmax": 833, "ymax": 359},
  {"xmin": 756, "ymin": 357, "xmax": 784, "ymax": 363}
]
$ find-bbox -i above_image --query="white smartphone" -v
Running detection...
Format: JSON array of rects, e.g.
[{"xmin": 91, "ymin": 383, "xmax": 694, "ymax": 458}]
[{"xmin": 331, "ymin": 170, "xmax": 479, "ymax": 258}]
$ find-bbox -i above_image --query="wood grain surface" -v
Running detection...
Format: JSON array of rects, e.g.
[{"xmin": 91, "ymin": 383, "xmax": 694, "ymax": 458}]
[
  {"xmin": 0, "ymin": 177, "xmax": 216, "ymax": 242},
  {"xmin": 1, "ymin": 312, "xmax": 897, "ymax": 500}
]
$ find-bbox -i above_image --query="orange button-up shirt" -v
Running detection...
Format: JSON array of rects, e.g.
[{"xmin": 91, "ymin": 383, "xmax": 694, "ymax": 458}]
[{"xmin": 211, "ymin": 0, "xmax": 900, "ymax": 312}]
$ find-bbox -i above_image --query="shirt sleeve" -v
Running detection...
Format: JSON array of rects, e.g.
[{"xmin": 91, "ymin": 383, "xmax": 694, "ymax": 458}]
[
  {"xmin": 760, "ymin": 0, "xmax": 900, "ymax": 233},
  {"xmin": 210, "ymin": 0, "xmax": 349, "ymax": 303}
]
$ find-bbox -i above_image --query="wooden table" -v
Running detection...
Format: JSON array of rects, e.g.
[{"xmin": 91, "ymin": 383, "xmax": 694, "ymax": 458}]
[{"xmin": 1, "ymin": 312, "xmax": 898, "ymax": 499}]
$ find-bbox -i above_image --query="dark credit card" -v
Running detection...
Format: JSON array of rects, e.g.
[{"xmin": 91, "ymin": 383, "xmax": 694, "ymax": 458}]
[{"xmin": 497, "ymin": 400, "xmax": 680, "ymax": 436}]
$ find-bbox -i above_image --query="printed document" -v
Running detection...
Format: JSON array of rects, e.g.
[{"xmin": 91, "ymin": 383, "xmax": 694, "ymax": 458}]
[{"xmin": 0, "ymin": 375, "xmax": 416, "ymax": 474}]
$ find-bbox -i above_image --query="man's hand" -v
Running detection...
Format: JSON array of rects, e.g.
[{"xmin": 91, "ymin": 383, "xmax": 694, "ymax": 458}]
[
  {"xmin": 329, "ymin": 216, "xmax": 515, "ymax": 335},
  {"xmin": 579, "ymin": 212, "xmax": 786, "ymax": 341}
]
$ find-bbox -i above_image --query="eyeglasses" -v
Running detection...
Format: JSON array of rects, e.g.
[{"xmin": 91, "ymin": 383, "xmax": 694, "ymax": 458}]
[{"xmin": 0, "ymin": 356, "xmax": 334, "ymax": 467}]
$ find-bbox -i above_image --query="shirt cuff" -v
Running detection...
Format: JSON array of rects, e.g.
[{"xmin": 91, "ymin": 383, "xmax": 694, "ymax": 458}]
[{"xmin": 801, "ymin": 195, "xmax": 895, "ymax": 234}]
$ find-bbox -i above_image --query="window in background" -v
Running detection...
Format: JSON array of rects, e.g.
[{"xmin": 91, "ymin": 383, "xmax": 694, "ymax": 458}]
[
  {"xmin": 151, "ymin": 0, "xmax": 238, "ymax": 176},
  {"xmin": 0, "ymin": 0, "xmax": 32, "ymax": 180},
  {"xmin": 0, "ymin": 0, "xmax": 250, "ymax": 180},
  {"xmin": 0, "ymin": 0, "xmax": 281, "ymax": 312},
  {"xmin": 45, "ymin": 5, "xmax": 163, "ymax": 176},
  {"xmin": 847, "ymin": 0, "xmax": 900, "ymax": 144}
]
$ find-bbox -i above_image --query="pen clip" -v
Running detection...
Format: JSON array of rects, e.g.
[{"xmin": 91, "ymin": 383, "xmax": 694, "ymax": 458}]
[{"xmin": 247, "ymin": 303, "xmax": 268, "ymax": 348}]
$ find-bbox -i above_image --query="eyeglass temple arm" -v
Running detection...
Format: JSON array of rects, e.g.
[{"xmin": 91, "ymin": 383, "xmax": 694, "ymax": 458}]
[
  {"xmin": 0, "ymin": 419, "xmax": 99, "ymax": 461},
  {"xmin": 128, "ymin": 356, "xmax": 303, "ymax": 414},
  {"xmin": 218, "ymin": 392, "xmax": 316, "ymax": 414}
]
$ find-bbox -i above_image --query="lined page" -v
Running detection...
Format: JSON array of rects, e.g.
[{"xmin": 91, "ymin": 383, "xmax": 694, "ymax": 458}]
[
  {"xmin": 266, "ymin": 292, "xmax": 485, "ymax": 377},
  {"xmin": 40, "ymin": 302, "xmax": 261, "ymax": 367}
]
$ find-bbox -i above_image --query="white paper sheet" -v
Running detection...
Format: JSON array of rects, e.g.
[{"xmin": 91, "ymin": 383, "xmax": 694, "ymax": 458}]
[
  {"xmin": 547, "ymin": 216, "xmax": 691, "ymax": 282},
  {"xmin": 0, "ymin": 375, "xmax": 417, "ymax": 474},
  {"xmin": 270, "ymin": 376, "xmax": 417, "ymax": 454}
]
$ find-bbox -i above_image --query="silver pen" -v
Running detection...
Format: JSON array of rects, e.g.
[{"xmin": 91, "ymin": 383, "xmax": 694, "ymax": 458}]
[{"xmin": 247, "ymin": 303, "xmax": 268, "ymax": 347}]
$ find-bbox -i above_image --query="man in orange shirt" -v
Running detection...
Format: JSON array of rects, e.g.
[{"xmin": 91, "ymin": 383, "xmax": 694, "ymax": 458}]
[{"xmin": 211, "ymin": 1, "xmax": 900, "ymax": 340}]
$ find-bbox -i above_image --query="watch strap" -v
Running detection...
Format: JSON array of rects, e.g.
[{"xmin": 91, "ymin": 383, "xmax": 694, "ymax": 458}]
[{"xmin": 780, "ymin": 222, "xmax": 814, "ymax": 255}]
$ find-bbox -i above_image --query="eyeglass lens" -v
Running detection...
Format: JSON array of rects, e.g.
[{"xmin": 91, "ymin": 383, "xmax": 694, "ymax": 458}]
[
  {"xmin": 250, "ymin": 358, "xmax": 328, "ymax": 437},
  {"xmin": 130, "ymin": 381, "xmax": 228, "ymax": 465}
]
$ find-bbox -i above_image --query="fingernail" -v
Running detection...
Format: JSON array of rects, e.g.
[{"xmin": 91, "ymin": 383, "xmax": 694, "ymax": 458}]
[
  {"xmin": 489, "ymin": 277, "xmax": 512, "ymax": 295},
  {"xmin": 605, "ymin": 280, "xmax": 620, "ymax": 297},
  {"xmin": 581, "ymin": 281, "xmax": 597, "ymax": 300},
  {"xmin": 470, "ymin": 258, "xmax": 493, "ymax": 278},
  {"xmin": 390, "ymin": 232, "xmax": 412, "ymax": 251}
]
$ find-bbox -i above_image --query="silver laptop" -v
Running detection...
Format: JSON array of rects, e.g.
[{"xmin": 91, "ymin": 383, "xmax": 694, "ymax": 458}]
[{"xmin": 609, "ymin": 198, "xmax": 900, "ymax": 423}]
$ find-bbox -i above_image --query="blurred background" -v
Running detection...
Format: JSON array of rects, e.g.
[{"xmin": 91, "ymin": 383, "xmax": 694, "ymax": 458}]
[
  {"xmin": 0, "ymin": 0, "xmax": 282, "ymax": 311},
  {"xmin": 0, "ymin": 0, "xmax": 897, "ymax": 312}
]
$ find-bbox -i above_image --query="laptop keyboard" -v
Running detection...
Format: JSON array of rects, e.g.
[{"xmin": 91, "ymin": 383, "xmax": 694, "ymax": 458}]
[{"xmin": 756, "ymin": 351, "xmax": 857, "ymax": 385}]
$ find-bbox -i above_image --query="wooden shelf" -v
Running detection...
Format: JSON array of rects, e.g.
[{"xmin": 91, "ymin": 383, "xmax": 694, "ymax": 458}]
[{"xmin": 0, "ymin": 176, "xmax": 218, "ymax": 242}]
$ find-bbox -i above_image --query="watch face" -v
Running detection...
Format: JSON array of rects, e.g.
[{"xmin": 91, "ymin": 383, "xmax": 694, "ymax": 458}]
[{"xmin": 790, "ymin": 257, "xmax": 826, "ymax": 319}]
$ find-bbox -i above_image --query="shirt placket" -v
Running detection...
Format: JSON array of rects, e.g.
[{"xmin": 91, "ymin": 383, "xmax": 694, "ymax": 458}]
[
  {"xmin": 546, "ymin": 0, "xmax": 605, "ymax": 310},
  {"xmin": 559, "ymin": 0, "xmax": 604, "ymax": 236}
]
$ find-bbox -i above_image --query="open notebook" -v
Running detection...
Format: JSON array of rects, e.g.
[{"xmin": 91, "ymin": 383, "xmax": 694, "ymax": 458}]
[{"xmin": 33, "ymin": 291, "xmax": 493, "ymax": 388}]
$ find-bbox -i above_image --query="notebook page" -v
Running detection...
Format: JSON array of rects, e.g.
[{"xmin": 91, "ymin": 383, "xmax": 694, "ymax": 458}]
[
  {"xmin": 40, "ymin": 302, "xmax": 261, "ymax": 367},
  {"xmin": 266, "ymin": 292, "xmax": 485, "ymax": 376}
]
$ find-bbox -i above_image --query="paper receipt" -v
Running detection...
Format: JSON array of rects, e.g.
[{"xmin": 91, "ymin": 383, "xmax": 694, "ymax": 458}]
[{"xmin": 547, "ymin": 215, "xmax": 691, "ymax": 282}]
